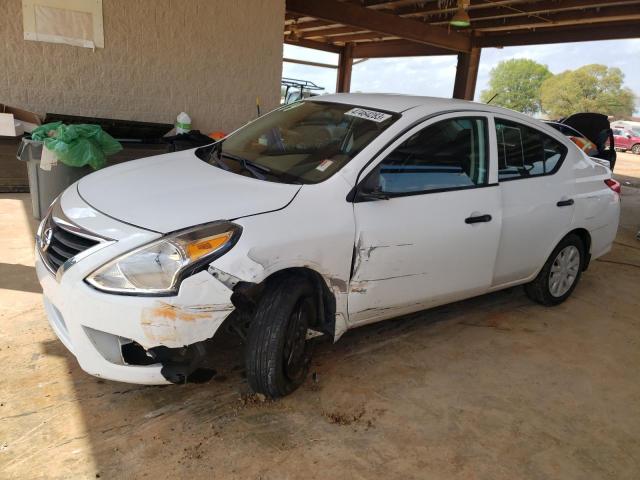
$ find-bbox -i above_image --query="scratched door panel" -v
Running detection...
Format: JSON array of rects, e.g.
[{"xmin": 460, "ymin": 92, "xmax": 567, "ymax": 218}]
[{"xmin": 349, "ymin": 187, "xmax": 502, "ymax": 326}]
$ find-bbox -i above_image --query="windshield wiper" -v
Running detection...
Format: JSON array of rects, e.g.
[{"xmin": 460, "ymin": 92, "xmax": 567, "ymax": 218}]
[
  {"xmin": 206, "ymin": 141, "xmax": 232, "ymax": 171},
  {"xmin": 221, "ymin": 152, "xmax": 270, "ymax": 180}
]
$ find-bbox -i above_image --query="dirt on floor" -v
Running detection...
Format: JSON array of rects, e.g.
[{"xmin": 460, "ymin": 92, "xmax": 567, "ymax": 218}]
[{"xmin": 1, "ymin": 153, "xmax": 639, "ymax": 480}]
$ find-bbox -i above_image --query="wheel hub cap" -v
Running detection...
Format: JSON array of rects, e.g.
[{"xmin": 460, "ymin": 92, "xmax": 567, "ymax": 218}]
[{"xmin": 549, "ymin": 245, "xmax": 580, "ymax": 297}]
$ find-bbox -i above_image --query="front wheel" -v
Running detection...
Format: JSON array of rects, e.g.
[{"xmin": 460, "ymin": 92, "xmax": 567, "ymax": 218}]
[
  {"xmin": 525, "ymin": 234, "xmax": 584, "ymax": 306},
  {"xmin": 245, "ymin": 275, "xmax": 316, "ymax": 398},
  {"xmin": 632, "ymin": 144, "xmax": 640, "ymax": 155}
]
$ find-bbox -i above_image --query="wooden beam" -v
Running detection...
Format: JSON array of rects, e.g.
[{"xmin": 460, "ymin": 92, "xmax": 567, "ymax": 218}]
[
  {"xmin": 372, "ymin": 0, "xmax": 524, "ymax": 16},
  {"xmin": 286, "ymin": 0, "xmax": 471, "ymax": 52},
  {"xmin": 283, "ymin": 58, "xmax": 338, "ymax": 69},
  {"xmin": 352, "ymin": 40, "xmax": 453, "ymax": 58},
  {"xmin": 301, "ymin": 26, "xmax": 366, "ymax": 39},
  {"xmin": 324, "ymin": 31, "xmax": 399, "ymax": 43},
  {"xmin": 461, "ymin": 0, "xmax": 640, "ymax": 24},
  {"xmin": 470, "ymin": 4, "xmax": 640, "ymax": 32},
  {"xmin": 394, "ymin": 0, "xmax": 640, "ymax": 20},
  {"xmin": 284, "ymin": 37, "xmax": 344, "ymax": 54},
  {"xmin": 336, "ymin": 43, "xmax": 354, "ymax": 93},
  {"xmin": 475, "ymin": 22, "xmax": 640, "ymax": 47},
  {"xmin": 452, "ymin": 47, "xmax": 481, "ymax": 101},
  {"xmin": 288, "ymin": 19, "xmax": 337, "ymax": 31}
]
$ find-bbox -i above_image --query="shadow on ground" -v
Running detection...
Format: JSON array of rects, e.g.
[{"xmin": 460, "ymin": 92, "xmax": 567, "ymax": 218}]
[
  {"xmin": 0, "ymin": 263, "xmax": 40, "ymax": 293},
  {"xmin": 33, "ymin": 276, "xmax": 640, "ymax": 479}
]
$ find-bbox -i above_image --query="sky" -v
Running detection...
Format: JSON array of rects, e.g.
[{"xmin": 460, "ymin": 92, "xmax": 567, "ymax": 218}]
[{"xmin": 282, "ymin": 39, "xmax": 640, "ymax": 114}]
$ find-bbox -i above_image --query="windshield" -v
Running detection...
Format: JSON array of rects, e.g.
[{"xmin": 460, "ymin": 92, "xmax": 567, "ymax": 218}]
[{"xmin": 197, "ymin": 101, "xmax": 398, "ymax": 184}]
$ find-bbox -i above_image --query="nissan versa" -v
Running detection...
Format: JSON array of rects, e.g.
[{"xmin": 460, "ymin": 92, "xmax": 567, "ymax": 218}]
[{"xmin": 36, "ymin": 94, "xmax": 621, "ymax": 398}]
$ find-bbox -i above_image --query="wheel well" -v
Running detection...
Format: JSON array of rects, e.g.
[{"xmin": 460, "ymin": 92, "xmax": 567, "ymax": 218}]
[
  {"xmin": 230, "ymin": 267, "xmax": 336, "ymax": 337},
  {"xmin": 567, "ymin": 228, "xmax": 591, "ymax": 271}
]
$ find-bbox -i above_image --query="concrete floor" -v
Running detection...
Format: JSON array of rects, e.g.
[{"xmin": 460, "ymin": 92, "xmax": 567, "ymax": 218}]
[{"xmin": 1, "ymin": 153, "xmax": 639, "ymax": 479}]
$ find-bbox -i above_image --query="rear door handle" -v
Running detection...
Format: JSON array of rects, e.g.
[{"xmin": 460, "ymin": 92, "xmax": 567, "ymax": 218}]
[
  {"xmin": 556, "ymin": 199, "xmax": 574, "ymax": 207},
  {"xmin": 465, "ymin": 214, "xmax": 492, "ymax": 224}
]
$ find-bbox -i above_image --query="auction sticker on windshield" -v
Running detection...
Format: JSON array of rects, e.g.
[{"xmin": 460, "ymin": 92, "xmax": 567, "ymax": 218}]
[{"xmin": 345, "ymin": 108, "xmax": 392, "ymax": 123}]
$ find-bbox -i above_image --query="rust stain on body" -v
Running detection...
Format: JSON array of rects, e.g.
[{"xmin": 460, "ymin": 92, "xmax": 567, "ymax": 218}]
[
  {"xmin": 148, "ymin": 303, "xmax": 212, "ymax": 322},
  {"xmin": 140, "ymin": 301, "xmax": 234, "ymax": 345}
]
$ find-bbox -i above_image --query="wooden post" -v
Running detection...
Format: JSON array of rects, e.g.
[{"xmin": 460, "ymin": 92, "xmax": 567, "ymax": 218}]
[
  {"xmin": 452, "ymin": 46, "xmax": 481, "ymax": 100},
  {"xmin": 336, "ymin": 43, "xmax": 354, "ymax": 93}
]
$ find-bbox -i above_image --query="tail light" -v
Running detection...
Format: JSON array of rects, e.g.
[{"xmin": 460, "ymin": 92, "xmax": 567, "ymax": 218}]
[{"xmin": 604, "ymin": 178, "xmax": 621, "ymax": 195}]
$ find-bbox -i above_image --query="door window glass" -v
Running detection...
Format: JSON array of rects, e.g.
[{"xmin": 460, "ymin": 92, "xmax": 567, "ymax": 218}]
[
  {"xmin": 496, "ymin": 119, "xmax": 567, "ymax": 180},
  {"xmin": 369, "ymin": 117, "xmax": 488, "ymax": 195}
]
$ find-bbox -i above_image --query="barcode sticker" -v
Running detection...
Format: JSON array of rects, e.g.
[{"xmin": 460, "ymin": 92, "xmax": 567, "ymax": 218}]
[
  {"xmin": 345, "ymin": 108, "xmax": 392, "ymax": 123},
  {"xmin": 316, "ymin": 159, "xmax": 334, "ymax": 172}
]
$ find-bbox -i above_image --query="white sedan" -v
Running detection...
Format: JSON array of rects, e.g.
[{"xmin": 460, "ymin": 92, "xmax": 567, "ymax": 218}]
[{"xmin": 36, "ymin": 94, "xmax": 620, "ymax": 397}]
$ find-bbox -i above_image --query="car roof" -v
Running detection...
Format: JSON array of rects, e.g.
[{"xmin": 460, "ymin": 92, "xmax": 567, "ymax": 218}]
[
  {"xmin": 310, "ymin": 92, "xmax": 539, "ymax": 123},
  {"xmin": 310, "ymin": 92, "xmax": 471, "ymax": 113}
]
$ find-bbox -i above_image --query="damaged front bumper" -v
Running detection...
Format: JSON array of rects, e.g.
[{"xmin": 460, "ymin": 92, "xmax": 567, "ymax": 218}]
[
  {"xmin": 35, "ymin": 191, "xmax": 237, "ymax": 385},
  {"xmin": 37, "ymin": 256, "xmax": 236, "ymax": 384}
]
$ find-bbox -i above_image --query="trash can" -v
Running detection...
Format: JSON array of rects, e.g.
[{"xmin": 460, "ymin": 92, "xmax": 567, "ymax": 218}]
[
  {"xmin": 20, "ymin": 116, "xmax": 174, "ymax": 220},
  {"xmin": 17, "ymin": 138, "xmax": 92, "ymax": 219}
]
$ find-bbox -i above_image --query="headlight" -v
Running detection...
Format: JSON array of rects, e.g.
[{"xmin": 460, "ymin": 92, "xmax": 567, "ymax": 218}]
[{"xmin": 85, "ymin": 222, "xmax": 241, "ymax": 295}]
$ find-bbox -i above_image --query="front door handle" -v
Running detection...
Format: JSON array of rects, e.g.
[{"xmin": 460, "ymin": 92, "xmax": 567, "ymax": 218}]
[
  {"xmin": 465, "ymin": 214, "xmax": 492, "ymax": 224},
  {"xmin": 556, "ymin": 198, "xmax": 574, "ymax": 207}
]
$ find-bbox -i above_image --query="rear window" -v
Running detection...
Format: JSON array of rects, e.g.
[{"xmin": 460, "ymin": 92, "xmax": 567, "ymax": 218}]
[{"xmin": 496, "ymin": 119, "xmax": 567, "ymax": 181}]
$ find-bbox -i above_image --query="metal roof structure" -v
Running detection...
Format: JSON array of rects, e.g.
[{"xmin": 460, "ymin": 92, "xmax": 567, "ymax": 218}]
[{"xmin": 284, "ymin": 0, "xmax": 640, "ymax": 98}]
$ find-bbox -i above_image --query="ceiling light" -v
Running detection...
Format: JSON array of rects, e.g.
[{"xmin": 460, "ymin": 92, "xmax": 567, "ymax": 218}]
[{"xmin": 450, "ymin": 0, "xmax": 471, "ymax": 28}]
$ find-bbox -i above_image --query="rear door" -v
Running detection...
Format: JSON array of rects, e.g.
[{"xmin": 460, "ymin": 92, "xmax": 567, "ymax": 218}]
[
  {"xmin": 349, "ymin": 113, "xmax": 501, "ymax": 326},
  {"xmin": 491, "ymin": 117, "xmax": 576, "ymax": 286}
]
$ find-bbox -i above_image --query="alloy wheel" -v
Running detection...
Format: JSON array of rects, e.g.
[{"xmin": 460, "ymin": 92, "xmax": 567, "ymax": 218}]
[{"xmin": 548, "ymin": 245, "xmax": 581, "ymax": 297}]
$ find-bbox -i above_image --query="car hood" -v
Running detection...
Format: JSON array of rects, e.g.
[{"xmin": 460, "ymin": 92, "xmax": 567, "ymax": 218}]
[{"xmin": 77, "ymin": 150, "xmax": 301, "ymax": 233}]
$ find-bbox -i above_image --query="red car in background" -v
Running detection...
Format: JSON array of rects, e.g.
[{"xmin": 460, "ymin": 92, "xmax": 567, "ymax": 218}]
[{"xmin": 612, "ymin": 127, "xmax": 640, "ymax": 154}]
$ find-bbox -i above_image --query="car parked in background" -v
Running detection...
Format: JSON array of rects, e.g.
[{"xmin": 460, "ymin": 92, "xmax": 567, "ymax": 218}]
[
  {"xmin": 612, "ymin": 127, "xmax": 640, "ymax": 154},
  {"xmin": 36, "ymin": 94, "xmax": 621, "ymax": 398}
]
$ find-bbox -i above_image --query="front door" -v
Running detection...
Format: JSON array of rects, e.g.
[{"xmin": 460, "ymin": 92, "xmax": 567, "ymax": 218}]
[{"xmin": 348, "ymin": 114, "xmax": 501, "ymax": 326}]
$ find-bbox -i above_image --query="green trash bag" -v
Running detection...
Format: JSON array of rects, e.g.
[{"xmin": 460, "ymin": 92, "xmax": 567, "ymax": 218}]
[{"xmin": 31, "ymin": 122, "xmax": 123, "ymax": 170}]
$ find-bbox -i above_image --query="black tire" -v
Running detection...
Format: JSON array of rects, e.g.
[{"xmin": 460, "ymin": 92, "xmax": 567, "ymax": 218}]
[
  {"xmin": 245, "ymin": 275, "xmax": 316, "ymax": 398},
  {"xmin": 524, "ymin": 234, "xmax": 585, "ymax": 306},
  {"xmin": 632, "ymin": 144, "xmax": 640, "ymax": 155}
]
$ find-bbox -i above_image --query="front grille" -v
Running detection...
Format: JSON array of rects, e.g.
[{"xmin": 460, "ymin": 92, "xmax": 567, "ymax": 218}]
[{"xmin": 42, "ymin": 221, "xmax": 99, "ymax": 273}]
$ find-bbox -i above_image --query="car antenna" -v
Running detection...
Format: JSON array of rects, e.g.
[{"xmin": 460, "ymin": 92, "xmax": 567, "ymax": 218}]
[{"xmin": 486, "ymin": 93, "xmax": 499, "ymax": 104}]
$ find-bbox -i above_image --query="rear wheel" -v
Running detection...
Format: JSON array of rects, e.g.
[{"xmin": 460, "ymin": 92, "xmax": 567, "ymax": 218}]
[
  {"xmin": 525, "ymin": 234, "xmax": 584, "ymax": 306},
  {"xmin": 245, "ymin": 275, "xmax": 316, "ymax": 398},
  {"xmin": 632, "ymin": 144, "xmax": 640, "ymax": 155}
]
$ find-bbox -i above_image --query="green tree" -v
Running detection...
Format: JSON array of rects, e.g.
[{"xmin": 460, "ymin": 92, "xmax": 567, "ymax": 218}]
[
  {"xmin": 540, "ymin": 64, "xmax": 635, "ymax": 118},
  {"xmin": 480, "ymin": 59, "xmax": 552, "ymax": 114}
]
